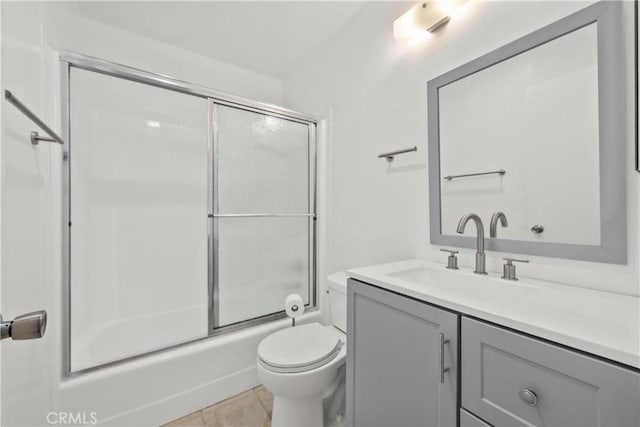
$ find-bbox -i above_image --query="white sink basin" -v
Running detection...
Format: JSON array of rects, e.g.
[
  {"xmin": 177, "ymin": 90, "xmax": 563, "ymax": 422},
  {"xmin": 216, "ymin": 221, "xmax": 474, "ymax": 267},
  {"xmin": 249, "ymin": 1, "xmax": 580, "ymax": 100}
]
[{"xmin": 387, "ymin": 265, "xmax": 540, "ymax": 301}]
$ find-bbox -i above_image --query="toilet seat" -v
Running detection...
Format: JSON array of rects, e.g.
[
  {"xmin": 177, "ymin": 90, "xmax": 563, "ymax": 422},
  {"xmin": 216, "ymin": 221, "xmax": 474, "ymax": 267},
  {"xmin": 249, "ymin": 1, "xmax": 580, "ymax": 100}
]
[{"xmin": 258, "ymin": 323, "xmax": 343, "ymax": 373}]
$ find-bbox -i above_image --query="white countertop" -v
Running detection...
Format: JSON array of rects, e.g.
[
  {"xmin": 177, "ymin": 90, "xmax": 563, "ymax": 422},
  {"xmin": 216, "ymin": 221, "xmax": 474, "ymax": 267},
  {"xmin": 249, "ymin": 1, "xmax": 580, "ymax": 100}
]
[{"xmin": 347, "ymin": 259, "xmax": 640, "ymax": 370}]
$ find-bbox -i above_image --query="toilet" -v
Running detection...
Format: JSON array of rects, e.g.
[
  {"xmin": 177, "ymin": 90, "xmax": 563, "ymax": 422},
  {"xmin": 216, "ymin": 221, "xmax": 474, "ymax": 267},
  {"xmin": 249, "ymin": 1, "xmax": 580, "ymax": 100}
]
[{"xmin": 257, "ymin": 272, "xmax": 347, "ymax": 427}]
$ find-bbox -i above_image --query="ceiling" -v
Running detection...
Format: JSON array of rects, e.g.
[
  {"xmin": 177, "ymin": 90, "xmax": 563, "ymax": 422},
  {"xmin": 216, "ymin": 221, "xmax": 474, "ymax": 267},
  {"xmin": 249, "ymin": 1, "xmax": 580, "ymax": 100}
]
[{"xmin": 77, "ymin": 1, "xmax": 367, "ymax": 79}]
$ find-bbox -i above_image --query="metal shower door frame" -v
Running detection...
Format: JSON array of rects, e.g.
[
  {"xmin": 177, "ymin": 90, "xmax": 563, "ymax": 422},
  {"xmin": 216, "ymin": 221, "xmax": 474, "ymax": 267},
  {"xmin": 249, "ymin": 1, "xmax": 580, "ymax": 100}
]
[
  {"xmin": 208, "ymin": 100, "xmax": 317, "ymax": 333},
  {"xmin": 60, "ymin": 52, "xmax": 318, "ymax": 376}
]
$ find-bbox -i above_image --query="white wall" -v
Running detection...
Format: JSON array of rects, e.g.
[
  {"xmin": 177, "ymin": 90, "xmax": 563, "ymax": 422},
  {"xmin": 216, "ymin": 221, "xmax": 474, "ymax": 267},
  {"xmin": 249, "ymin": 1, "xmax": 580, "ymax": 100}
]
[
  {"xmin": 0, "ymin": 1, "xmax": 319, "ymax": 425},
  {"xmin": 283, "ymin": 0, "xmax": 640, "ymax": 297},
  {"xmin": 45, "ymin": 2, "xmax": 283, "ymax": 106}
]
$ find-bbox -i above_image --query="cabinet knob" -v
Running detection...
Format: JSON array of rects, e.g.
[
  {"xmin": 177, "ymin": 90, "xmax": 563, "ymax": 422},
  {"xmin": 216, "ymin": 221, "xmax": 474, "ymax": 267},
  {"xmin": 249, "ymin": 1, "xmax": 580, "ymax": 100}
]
[{"xmin": 519, "ymin": 388, "xmax": 538, "ymax": 407}]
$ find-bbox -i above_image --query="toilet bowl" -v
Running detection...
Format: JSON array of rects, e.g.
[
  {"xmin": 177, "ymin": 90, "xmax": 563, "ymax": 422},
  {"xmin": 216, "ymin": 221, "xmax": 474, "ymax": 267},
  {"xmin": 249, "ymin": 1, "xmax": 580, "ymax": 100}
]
[{"xmin": 257, "ymin": 272, "xmax": 347, "ymax": 427}]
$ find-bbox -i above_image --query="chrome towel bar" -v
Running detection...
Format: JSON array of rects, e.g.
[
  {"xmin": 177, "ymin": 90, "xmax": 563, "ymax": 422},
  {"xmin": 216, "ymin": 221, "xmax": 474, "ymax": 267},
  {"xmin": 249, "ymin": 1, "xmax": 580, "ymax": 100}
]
[
  {"xmin": 444, "ymin": 169, "xmax": 505, "ymax": 181},
  {"xmin": 378, "ymin": 146, "xmax": 417, "ymax": 161},
  {"xmin": 211, "ymin": 213, "xmax": 315, "ymax": 218},
  {"xmin": 4, "ymin": 90, "xmax": 65, "ymax": 145}
]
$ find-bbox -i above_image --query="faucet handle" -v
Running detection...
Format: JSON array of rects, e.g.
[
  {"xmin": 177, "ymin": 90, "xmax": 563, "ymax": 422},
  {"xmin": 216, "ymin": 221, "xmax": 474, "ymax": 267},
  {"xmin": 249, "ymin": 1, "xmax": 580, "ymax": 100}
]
[
  {"xmin": 440, "ymin": 248, "xmax": 459, "ymax": 255},
  {"xmin": 503, "ymin": 257, "xmax": 529, "ymax": 264},
  {"xmin": 502, "ymin": 257, "xmax": 529, "ymax": 281},
  {"xmin": 440, "ymin": 248, "xmax": 459, "ymax": 270}
]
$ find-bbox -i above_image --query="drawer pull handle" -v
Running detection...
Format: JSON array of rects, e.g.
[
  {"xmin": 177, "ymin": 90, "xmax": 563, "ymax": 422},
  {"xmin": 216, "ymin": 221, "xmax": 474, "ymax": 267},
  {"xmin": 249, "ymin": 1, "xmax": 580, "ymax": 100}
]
[
  {"xmin": 439, "ymin": 333, "xmax": 450, "ymax": 384},
  {"xmin": 519, "ymin": 388, "xmax": 538, "ymax": 407}
]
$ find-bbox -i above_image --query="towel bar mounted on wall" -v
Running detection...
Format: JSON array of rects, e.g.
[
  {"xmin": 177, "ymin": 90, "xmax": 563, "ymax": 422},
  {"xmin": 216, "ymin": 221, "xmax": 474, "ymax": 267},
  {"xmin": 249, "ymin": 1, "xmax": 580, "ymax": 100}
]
[
  {"xmin": 378, "ymin": 146, "xmax": 417, "ymax": 161},
  {"xmin": 443, "ymin": 169, "xmax": 506, "ymax": 181},
  {"xmin": 4, "ymin": 90, "xmax": 65, "ymax": 145}
]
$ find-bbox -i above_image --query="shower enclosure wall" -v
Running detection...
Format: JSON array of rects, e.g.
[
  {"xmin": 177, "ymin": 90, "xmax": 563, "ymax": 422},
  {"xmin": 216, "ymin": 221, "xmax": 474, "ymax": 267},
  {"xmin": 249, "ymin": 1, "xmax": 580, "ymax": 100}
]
[{"xmin": 62, "ymin": 53, "xmax": 317, "ymax": 373}]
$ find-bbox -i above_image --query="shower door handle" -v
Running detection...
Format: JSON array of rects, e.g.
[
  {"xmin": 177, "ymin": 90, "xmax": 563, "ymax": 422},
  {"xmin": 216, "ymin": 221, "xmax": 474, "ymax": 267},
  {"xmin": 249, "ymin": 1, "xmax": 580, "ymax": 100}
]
[{"xmin": 0, "ymin": 310, "xmax": 47, "ymax": 341}]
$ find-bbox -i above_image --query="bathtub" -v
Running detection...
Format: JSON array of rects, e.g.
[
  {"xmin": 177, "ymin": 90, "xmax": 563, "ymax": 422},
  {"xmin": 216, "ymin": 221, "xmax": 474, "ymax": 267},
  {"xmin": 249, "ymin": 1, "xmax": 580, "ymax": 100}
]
[{"xmin": 58, "ymin": 310, "xmax": 322, "ymax": 426}]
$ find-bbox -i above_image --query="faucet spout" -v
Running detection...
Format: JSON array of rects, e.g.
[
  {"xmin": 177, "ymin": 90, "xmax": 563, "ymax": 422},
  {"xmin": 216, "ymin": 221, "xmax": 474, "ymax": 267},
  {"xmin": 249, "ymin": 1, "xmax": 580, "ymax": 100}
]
[
  {"xmin": 456, "ymin": 213, "xmax": 485, "ymax": 253},
  {"xmin": 456, "ymin": 213, "xmax": 487, "ymax": 275},
  {"xmin": 489, "ymin": 211, "xmax": 509, "ymax": 238}
]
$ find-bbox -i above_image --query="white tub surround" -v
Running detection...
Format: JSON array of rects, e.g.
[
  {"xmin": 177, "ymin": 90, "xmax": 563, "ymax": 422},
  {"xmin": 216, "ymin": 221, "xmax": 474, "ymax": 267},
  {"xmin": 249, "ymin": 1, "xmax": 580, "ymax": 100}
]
[{"xmin": 347, "ymin": 259, "xmax": 640, "ymax": 369}]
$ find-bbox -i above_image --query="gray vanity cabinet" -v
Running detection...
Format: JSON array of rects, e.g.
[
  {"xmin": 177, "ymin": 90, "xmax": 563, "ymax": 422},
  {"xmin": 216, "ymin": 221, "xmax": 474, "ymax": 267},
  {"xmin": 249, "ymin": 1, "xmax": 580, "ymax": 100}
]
[
  {"xmin": 462, "ymin": 318, "xmax": 640, "ymax": 427},
  {"xmin": 460, "ymin": 409, "xmax": 491, "ymax": 427},
  {"xmin": 346, "ymin": 279, "xmax": 459, "ymax": 427}
]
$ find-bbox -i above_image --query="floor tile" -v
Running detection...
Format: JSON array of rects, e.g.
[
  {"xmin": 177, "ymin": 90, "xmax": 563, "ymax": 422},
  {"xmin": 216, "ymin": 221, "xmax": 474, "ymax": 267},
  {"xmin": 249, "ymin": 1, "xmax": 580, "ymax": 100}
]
[
  {"xmin": 254, "ymin": 387, "xmax": 274, "ymax": 417},
  {"xmin": 163, "ymin": 411, "xmax": 205, "ymax": 427},
  {"xmin": 201, "ymin": 390, "xmax": 254, "ymax": 413},
  {"xmin": 202, "ymin": 391, "xmax": 270, "ymax": 427}
]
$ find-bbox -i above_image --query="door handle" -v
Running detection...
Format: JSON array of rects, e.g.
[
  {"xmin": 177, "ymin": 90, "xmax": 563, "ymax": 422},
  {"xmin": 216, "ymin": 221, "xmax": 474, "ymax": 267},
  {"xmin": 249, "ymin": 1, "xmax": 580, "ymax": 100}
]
[
  {"xmin": 440, "ymin": 332, "xmax": 450, "ymax": 384},
  {"xmin": 0, "ymin": 310, "xmax": 47, "ymax": 341}
]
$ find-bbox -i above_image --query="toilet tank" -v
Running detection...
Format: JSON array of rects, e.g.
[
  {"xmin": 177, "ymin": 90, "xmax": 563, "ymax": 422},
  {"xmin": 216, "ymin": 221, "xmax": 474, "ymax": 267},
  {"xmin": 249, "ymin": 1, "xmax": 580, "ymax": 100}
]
[{"xmin": 327, "ymin": 272, "xmax": 348, "ymax": 333}]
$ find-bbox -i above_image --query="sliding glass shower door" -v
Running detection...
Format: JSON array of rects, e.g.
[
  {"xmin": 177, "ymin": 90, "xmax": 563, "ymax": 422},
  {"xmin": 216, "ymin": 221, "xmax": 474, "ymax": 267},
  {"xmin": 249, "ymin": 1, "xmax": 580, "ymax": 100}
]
[
  {"xmin": 211, "ymin": 103, "xmax": 315, "ymax": 329},
  {"xmin": 68, "ymin": 67, "xmax": 210, "ymax": 372},
  {"xmin": 66, "ymin": 58, "xmax": 316, "ymax": 373}
]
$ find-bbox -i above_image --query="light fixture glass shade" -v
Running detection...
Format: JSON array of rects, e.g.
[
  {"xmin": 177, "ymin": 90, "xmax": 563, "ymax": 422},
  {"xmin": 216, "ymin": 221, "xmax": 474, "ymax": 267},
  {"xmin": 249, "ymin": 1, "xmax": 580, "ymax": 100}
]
[{"xmin": 393, "ymin": 0, "xmax": 467, "ymax": 43}]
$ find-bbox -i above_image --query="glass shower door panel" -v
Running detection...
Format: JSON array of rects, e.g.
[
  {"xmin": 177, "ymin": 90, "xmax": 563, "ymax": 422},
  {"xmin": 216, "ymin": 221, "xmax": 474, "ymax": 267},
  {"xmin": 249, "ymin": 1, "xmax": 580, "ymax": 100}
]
[
  {"xmin": 69, "ymin": 68, "xmax": 209, "ymax": 371},
  {"xmin": 215, "ymin": 104, "xmax": 312, "ymax": 328},
  {"xmin": 216, "ymin": 105, "xmax": 310, "ymax": 213},
  {"xmin": 216, "ymin": 217, "xmax": 310, "ymax": 327}
]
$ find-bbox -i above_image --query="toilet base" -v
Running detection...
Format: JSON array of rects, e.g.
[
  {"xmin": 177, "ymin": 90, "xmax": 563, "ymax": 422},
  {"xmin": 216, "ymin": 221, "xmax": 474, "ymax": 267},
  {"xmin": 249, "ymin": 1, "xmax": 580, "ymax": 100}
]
[{"xmin": 271, "ymin": 395, "xmax": 323, "ymax": 427}]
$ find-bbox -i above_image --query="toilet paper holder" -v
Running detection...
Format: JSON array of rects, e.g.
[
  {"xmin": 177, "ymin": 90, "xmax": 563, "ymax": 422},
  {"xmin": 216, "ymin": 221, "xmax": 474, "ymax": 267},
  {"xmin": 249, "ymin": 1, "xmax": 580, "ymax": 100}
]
[
  {"xmin": 291, "ymin": 305, "xmax": 299, "ymax": 326},
  {"xmin": 285, "ymin": 294, "xmax": 305, "ymax": 327}
]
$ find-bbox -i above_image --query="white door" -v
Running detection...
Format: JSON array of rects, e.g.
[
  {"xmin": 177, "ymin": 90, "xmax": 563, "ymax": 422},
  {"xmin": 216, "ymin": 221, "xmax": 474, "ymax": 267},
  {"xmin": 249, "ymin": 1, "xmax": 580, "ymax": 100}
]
[{"xmin": 1, "ymin": 2, "xmax": 56, "ymax": 424}]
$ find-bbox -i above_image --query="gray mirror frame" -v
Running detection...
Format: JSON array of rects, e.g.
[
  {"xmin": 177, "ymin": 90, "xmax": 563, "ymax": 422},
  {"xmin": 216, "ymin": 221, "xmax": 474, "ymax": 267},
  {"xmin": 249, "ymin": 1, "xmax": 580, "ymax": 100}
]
[
  {"xmin": 633, "ymin": 0, "xmax": 640, "ymax": 172},
  {"xmin": 428, "ymin": 1, "xmax": 626, "ymax": 264}
]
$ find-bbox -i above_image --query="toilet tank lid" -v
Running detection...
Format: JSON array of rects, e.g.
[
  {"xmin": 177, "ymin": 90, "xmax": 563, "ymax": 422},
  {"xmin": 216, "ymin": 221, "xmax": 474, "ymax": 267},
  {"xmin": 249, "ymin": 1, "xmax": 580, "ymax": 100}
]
[{"xmin": 327, "ymin": 271, "xmax": 348, "ymax": 293}]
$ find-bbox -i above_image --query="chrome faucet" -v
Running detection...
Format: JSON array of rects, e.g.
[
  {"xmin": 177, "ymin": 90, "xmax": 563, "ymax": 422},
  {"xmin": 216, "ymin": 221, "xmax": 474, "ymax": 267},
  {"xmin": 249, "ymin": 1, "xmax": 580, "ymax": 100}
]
[
  {"xmin": 489, "ymin": 212, "xmax": 508, "ymax": 237},
  {"xmin": 456, "ymin": 213, "xmax": 487, "ymax": 275}
]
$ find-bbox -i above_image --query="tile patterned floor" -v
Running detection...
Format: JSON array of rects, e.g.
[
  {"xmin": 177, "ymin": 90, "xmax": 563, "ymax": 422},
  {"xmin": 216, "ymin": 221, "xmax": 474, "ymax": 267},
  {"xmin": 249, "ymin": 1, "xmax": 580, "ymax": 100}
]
[{"xmin": 164, "ymin": 385, "xmax": 274, "ymax": 427}]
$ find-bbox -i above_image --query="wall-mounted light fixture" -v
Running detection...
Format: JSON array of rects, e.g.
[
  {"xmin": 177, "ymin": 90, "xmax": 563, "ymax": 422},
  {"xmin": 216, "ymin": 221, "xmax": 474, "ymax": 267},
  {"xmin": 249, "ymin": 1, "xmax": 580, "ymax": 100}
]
[{"xmin": 393, "ymin": 0, "xmax": 468, "ymax": 43}]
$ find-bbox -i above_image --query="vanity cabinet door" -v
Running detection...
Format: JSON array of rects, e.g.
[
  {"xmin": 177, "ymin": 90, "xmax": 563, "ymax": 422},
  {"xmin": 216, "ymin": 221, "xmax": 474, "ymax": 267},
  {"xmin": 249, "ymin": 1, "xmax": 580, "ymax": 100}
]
[
  {"xmin": 460, "ymin": 409, "xmax": 493, "ymax": 427},
  {"xmin": 462, "ymin": 317, "xmax": 640, "ymax": 427},
  {"xmin": 347, "ymin": 279, "xmax": 458, "ymax": 427}
]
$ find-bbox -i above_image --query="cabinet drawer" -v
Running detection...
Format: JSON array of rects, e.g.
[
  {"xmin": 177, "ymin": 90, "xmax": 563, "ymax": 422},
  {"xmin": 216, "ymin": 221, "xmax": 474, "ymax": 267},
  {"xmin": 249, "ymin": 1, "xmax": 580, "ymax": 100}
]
[
  {"xmin": 462, "ymin": 317, "xmax": 640, "ymax": 427},
  {"xmin": 460, "ymin": 409, "xmax": 492, "ymax": 427}
]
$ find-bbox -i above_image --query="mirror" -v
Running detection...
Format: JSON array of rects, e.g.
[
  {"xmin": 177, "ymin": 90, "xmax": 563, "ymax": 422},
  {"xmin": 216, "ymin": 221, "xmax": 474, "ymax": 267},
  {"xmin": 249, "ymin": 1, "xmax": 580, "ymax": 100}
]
[{"xmin": 428, "ymin": 2, "xmax": 626, "ymax": 264}]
